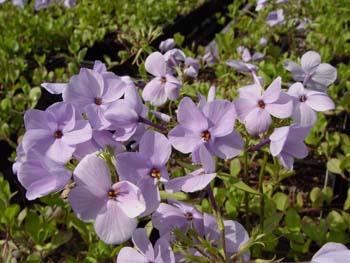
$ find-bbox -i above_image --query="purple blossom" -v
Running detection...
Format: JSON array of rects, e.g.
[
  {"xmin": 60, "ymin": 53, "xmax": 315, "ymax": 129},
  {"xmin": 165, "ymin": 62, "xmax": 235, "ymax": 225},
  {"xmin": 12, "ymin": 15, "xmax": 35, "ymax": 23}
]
[
  {"xmin": 165, "ymin": 145, "xmax": 216, "ymax": 193},
  {"xmin": 116, "ymin": 131, "xmax": 171, "ymax": 216},
  {"xmin": 68, "ymin": 154, "xmax": 145, "ymax": 244},
  {"xmin": 73, "ymin": 130, "xmax": 125, "ymax": 160},
  {"xmin": 22, "ymin": 102, "xmax": 92, "ymax": 163},
  {"xmin": 198, "ymin": 85, "xmax": 216, "ymax": 109},
  {"xmin": 234, "ymin": 77, "xmax": 293, "ymax": 135},
  {"xmin": 168, "ymin": 97, "xmax": 243, "ymax": 162},
  {"xmin": 17, "ymin": 151, "xmax": 71, "ymax": 200},
  {"xmin": 227, "ymin": 47, "xmax": 264, "ymax": 73},
  {"xmin": 105, "ymin": 85, "xmax": 148, "ymax": 142},
  {"xmin": 269, "ymin": 124, "xmax": 310, "ymax": 169},
  {"xmin": 152, "ymin": 200, "xmax": 204, "ymax": 238},
  {"xmin": 142, "ymin": 52, "xmax": 182, "ymax": 106},
  {"xmin": 203, "ymin": 43, "xmax": 219, "ymax": 65},
  {"xmin": 287, "ymin": 82, "xmax": 335, "ymax": 126},
  {"xmin": 163, "ymin": 48, "xmax": 186, "ymax": 73},
  {"xmin": 203, "ymin": 213, "xmax": 250, "ymax": 261},
  {"xmin": 259, "ymin": 37, "xmax": 268, "ymax": 47},
  {"xmin": 184, "ymin": 57, "xmax": 200, "ymax": 78},
  {"xmin": 284, "ymin": 51, "xmax": 337, "ymax": 91},
  {"xmin": 255, "ymin": 0, "xmax": 268, "ymax": 11},
  {"xmin": 266, "ymin": 9, "xmax": 285, "ymax": 27},
  {"xmin": 159, "ymin": 38, "xmax": 176, "ymax": 53},
  {"xmin": 117, "ymin": 228, "xmax": 175, "ymax": 263},
  {"xmin": 12, "ymin": 143, "xmax": 26, "ymax": 175},
  {"xmin": 311, "ymin": 242, "xmax": 350, "ymax": 263}
]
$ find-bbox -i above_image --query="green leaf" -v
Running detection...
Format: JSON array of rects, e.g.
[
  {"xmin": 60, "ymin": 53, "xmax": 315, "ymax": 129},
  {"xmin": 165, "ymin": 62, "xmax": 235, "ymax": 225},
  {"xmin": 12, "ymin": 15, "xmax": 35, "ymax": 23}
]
[
  {"xmin": 285, "ymin": 208, "xmax": 301, "ymax": 232},
  {"xmin": 327, "ymin": 211, "xmax": 347, "ymax": 232},
  {"xmin": 344, "ymin": 188, "xmax": 350, "ymax": 211},
  {"xmin": 230, "ymin": 159, "xmax": 241, "ymax": 178},
  {"xmin": 273, "ymin": 192, "xmax": 290, "ymax": 212},
  {"xmin": 327, "ymin": 158, "xmax": 344, "ymax": 176},
  {"xmin": 230, "ymin": 178, "xmax": 260, "ymax": 195},
  {"xmin": 310, "ymin": 187, "xmax": 323, "ymax": 208},
  {"xmin": 322, "ymin": 187, "xmax": 333, "ymax": 204}
]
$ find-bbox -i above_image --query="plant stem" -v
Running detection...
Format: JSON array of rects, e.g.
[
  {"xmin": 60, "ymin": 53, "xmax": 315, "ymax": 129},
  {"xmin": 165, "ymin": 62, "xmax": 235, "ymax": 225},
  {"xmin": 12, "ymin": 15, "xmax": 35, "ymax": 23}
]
[
  {"xmin": 243, "ymin": 143, "xmax": 251, "ymax": 229},
  {"xmin": 138, "ymin": 116, "xmax": 167, "ymax": 132},
  {"xmin": 258, "ymin": 153, "xmax": 268, "ymax": 232},
  {"xmin": 206, "ymin": 184, "xmax": 227, "ymax": 262}
]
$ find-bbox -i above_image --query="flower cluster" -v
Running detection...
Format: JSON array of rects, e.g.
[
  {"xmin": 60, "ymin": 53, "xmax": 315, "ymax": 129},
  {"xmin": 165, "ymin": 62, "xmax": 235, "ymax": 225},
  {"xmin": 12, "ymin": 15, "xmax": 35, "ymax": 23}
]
[
  {"xmin": 13, "ymin": 34, "xmax": 337, "ymax": 261},
  {"xmin": 0, "ymin": 0, "xmax": 75, "ymax": 10}
]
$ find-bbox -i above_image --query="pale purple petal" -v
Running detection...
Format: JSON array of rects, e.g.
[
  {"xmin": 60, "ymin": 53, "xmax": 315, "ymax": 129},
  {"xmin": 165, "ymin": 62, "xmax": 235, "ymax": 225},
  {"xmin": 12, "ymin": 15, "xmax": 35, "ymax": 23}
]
[
  {"xmin": 116, "ymin": 153, "xmax": 151, "ymax": 184},
  {"xmin": 287, "ymin": 82, "xmax": 304, "ymax": 97},
  {"xmin": 292, "ymin": 102, "xmax": 317, "ymax": 126},
  {"xmin": 279, "ymin": 152, "xmax": 294, "ymax": 169},
  {"xmin": 101, "ymin": 73, "xmax": 125, "ymax": 102},
  {"xmin": 312, "ymin": 242, "xmax": 350, "ymax": 263},
  {"xmin": 139, "ymin": 131, "xmax": 171, "ymax": 167},
  {"xmin": 41, "ymin": 83, "xmax": 67, "ymax": 95},
  {"xmin": 164, "ymin": 75, "xmax": 181, "ymax": 101},
  {"xmin": 210, "ymin": 131, "xmax": 244, "ymax": 159},
  {"xmin": 46, "ymin": 102, "xmax": 76, "ymax": 132},
  {"xmin": 132, "ymin": 228, "xmax": 155, "ymax": 260},
  {"xmin": 24, "ymin": 109, "xmax": 56, "ymax": 131},
  {"xmin": 142, "ymin": 78, "xmax": 167, "ymax": 106},
  {"xmin": 93, "ymin": 60, "xmax": 107, "ymax": 73},
  {"xmin": 165, "ymin": 171, "xmax": 216, "ymax": 193},
  {"xmin": 112, "ymin": 181, "xmax": 146, "ymax": 218},
  {"xmin": 264, "ymin": 95, "xmax": 293, "ymax": 118},
  {"xmin": 310, "ymin": 63, "xmax": 337, "ymax": 90},
  {"xmin": 94, "ymin": 200, "xmax": 137, "ymax": 244},
  {"xmin": 154, "ymin": 238, "xmax": 175, "ymax": 263},
  {"xmin": 301, "ymin": 51, "xmax": 321, "ymax": 73},
  {"xmin": 61, "ymin": 120, "xmax": 92, "ymax": 145},
  {"xmin": 238, "ymin": 84, "xmax": 262, "ymax": 100},
  {"xmin": 168, "ymin": 126, "xmax": 202, "ymax": 153},
  {"xmin": 117, "ymin": 247, "xmax": 148, "ymax": 263},
  {"xmin": 244, "ymin": 108, "xmax": 272, "ymax": 135},
  {"xmin": 199, "ymin": 144, "xmax": 215, "ymax": 173},
  {"xmin": 177, "ymin": 97, "xmax": 208, "ymax": 132},
  {"xmin": 234, "ymin": 98, "xmax": 258, "ymax": 122},
  {"xmin": 45, "ymin": 139, "xmax": 76, "ymax": 163},
  {"xmin": 284, "ymin": 61, "xmax": 305, "ymax": 81},
  {"xmin": 269, "ymin": 126, "xmax": 289, "ymax": 156},
  {"xmin": 145, "ymin": 52, "xmax": 166, "ymax": 77},
  {"xmin": 306, "ymin": 91, "xmax": 334, "ymax": 111},
  {"xmin": 138, "ymin": 178, "xmax": 160, "ymax": 216},
  {"xmin": 263, "ymin": 77, "xmax": 281, "ymax": 103}
]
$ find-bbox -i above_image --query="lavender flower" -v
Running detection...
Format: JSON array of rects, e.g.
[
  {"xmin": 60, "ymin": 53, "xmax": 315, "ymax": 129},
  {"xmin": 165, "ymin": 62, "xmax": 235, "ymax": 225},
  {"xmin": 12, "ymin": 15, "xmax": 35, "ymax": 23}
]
[
  {"xmin": 203, "ymin": 213, "xmax": 250, "ymax": 261},
  {"xmin": 226, "ymin": 46, "xmax": 264, "ymax": 73},
  {"xmin": 284, "ymin": 51, "xmax": 337, "ymax": 91},
  {"xmin": 163, "ymin": 48, "xmax": 186, "ymax": 73},
  {"xmin": 159, "ymin": 38, "xmax": 176, "ymax": 53},
  {"xmin": 152, "ymin": 200, "xmax": 204, "ymax": 238},
  {"xmin": 68, "ymin": 154, "xmax": 145, "ymax": 244},
  {"xmin": 116, "ymin": 131, "xmax": 171, "ymax": 216},
  {"xmin": 12, "ymin": 143, "xmax": 26, "ymax": 175},
  {"xmin": 168, "ymin": 97, "xmax": 243, "ymax": 162},
  {"xmin": 184, "ymin": 57, "xmax": 200, "ymax": 78},
  {"xmin": 17, "ymin": 151, "xmax": 71, "ymax": 200},
  {"xmin": 311, "ymin": 242, "xmax": 350, "ymax": 263},
  {"xmin": 165, "ymin": 145, "xmax": 216, "ymax": 193},
  {"xmin": 117, "ymin": 228, "xmax": 175, "ymax": 263},
  {"xmin": 198, "ymin": 85, "xmax": 216, "ymax": 109},
  {"xmin": 203, "ymin": 43, "xmax": 219, "ymax": 65},
  {"xmin": 255, "ymin": 0, "xmax": 268, "ymax": 11},
  {"xmin": 142, "ymin": 52, "xmax": 182, "ymax": 106},
  {"xmin": 22, "ymin": 102, "xmax": 92, "ymax": 163},
  {"xmin": 287, "ymin": 82, "xmax": 335, "ymax": 126},
  {"xmin": 266, "ymin": 9, "xmax": 285, "ymax": 27},
  {"xmin": 269, "ymin": 124, "xmax": 310, "ymax": 169},
  {"xmin": 235, "ymin": 77, "xmax": 293, "ymax": 135}
]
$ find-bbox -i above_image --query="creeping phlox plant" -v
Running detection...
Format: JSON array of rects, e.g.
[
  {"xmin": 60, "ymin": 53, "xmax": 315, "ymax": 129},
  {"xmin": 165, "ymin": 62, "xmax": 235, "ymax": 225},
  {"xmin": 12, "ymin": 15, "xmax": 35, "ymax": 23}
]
[{"xmin": 12, "ymin": 32, "xmax": 345, "ymax": 261}]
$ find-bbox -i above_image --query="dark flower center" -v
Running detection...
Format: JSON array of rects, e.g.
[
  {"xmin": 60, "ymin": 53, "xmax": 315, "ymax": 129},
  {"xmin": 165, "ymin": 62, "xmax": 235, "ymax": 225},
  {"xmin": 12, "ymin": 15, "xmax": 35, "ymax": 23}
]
[
  {"xmin": 107, "ymin": 189, "xmax": 118, "ymax": 200},
  {"xmin": 94, "ymin": 97, "xmax": 103, "ymax": 105},
  {"xmin": 201, "ymin": 130, "xmax": 211, "ymax": 142},
  {"xmin": 150, "ymin": 168, "xmax": 161, "ymax": 180},
  {"xmin": 160, "ymin": 76, "xmax": 166, "ymax": 83},
  {"xmin": 184, "ymin": 212, "xmax": 193, "ymax": 221},
  {"xmin": 299, "ymin": 95, "xmax": 307, "ymax": 102},
  {"xmin": 54, "ymin": 130, "xmax": 63, "ymax": 139},
  {"xmin": 257, "ymin": 100, "xmax": 265, "ymax": 109}
]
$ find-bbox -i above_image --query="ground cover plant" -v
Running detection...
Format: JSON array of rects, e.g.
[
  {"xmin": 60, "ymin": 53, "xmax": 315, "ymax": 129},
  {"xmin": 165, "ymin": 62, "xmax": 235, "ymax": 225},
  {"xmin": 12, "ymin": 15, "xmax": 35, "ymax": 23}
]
[{"xmin": 1, "ymin": 0, "xmax": 350, "ymax": 262}]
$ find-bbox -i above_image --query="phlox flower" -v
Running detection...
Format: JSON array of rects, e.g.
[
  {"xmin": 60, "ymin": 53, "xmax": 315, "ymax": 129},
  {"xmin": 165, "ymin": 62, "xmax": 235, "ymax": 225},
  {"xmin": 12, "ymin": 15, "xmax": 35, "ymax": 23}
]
[
  {"xmin": 226, "ymin": 46, "xmax": 263, "ymax": 73},
  {"xmin": 198, "ymin": 85, "xmax": 216, "ymax": 109},
  {"xmin": 117, "ymin": 228, "xmax": 175, "ymax": 263},
  {"xmin": 287, "ymin": 82, "xmax": 335, "ymax": 126},
  {"xmin": 142, "ymin": 52, "xmax": 182, "ymax": 106},
  {"xmin": 234, "ymin": 77, "xmax": 293, "ymax": 135},
  {"xmin": 203, "ymin": 213, "xmax": 250, "ymax": 261},
  {"xmin": 22, "ymin": 102, "xmax": 92, "ymax": 163},
  {"xmin": 165, "ymin": 145, "xmax": 216, "ymax": 193},
  {"xmin": 266, "ymin": 9, "xmax": 285, "ymax": 27},
  {"xmin": 256, "ymin": 0, "xmax": 268, "ymax": 11},
  {"xmin": 311, "ymin": 242, "xmax": 350, "ymax": 263},
  {"xmin": 105, "ymin": 85, "xmax": 148, "ymax": 142},
  {"xmin": 169, "ymin": 97, "xmax": 243, "ymax": 162},
  {"xmin": 116, "ymin": 131, "xmax": 171, "ymax": 216},
  {"xmin": 163, "ymin": 48, "xmax": 186, "ymax": 73},
  {"xmin": 269, "ymin": 124, "xmax": 310, "ymax": 169},
  {"xmin": 159, "ymin": 38, "xmax": 176, "ymax": 53},
  {"xmin": 68, "ymin": 154, "xmax": 145, "ymax": 244},
  {"xmin": 12, "ymin": 143, "xmax": 26, "ymax": 175},
  {"xmin": 17, "ymin": 151, "xmax": 71, "ymax": 200},
  {"xmin": 284, "ymin": 51, "xmax": 337, "ymax": 91},
  {"xmin": 184, "ymin": 57, "xmax": 200, "ymax": 78},
  {"xmin": 152, "ymin": 200, "xmax": 204, "ymax": 238},
  {"xmin": 203, "ymin": 42, "xmax": 218, "ymax": 65}
]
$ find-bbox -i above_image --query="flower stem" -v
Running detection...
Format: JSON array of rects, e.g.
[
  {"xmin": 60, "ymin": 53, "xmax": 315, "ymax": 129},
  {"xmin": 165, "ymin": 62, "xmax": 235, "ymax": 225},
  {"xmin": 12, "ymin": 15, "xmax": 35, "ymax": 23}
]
[
  {"xmin": 206, "ymin": 184, "xmax": 227, "ymax": 262},
  {"xmin": 243, "ymin": 143, "xmax": 251, "ymax": 229},
  {"xmin": 258, "ymin": 153, "xmax": 268, "ymax": 232},
  {"xmin": 248, "ymin": 138, "xmax": 270, "ymax": 152},
  {"xmin": 138, "ymin": 116, "xmax": 167, "ymax": 132}
]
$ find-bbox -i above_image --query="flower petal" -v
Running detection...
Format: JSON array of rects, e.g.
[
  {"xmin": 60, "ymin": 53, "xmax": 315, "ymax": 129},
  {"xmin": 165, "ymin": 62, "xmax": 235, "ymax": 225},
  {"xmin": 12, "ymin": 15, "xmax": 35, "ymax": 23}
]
[
  {"xmin": 154, "ymin": 238, "xmax": 175, "ymax": 263},
  {"xmin": 177, "ymin": 97, "xmax": 208, "ymax": 132},
  {"xmin": 263, "ymin": 77, "xmax": 281, "ymax": 103},
  {"xmin": 244, "ymin": 108, "xmax": 271, "ymax": 135},
  {"xmin": 145, "ymin": 52, "xmax": 166, "ymax": 77},
  {"xmin": 310, "ymin": 63, "xmax": 337, "ymax": 91},
  {"xmin": 94, "ymin": 200, "xmax": 137, "ymax": 244},
  {"xmin": 117, "ymin": 247, "xmax": 148, "ymax": 263},
  {"xmin": 41, "ymin": 83, "xmax": 67, "ymax": 95},
  {"xmin": 168, "ymin": 126, "xmax": 202, "ymax": 154},
  {"xmin": 301, "ymin": 51, "xmax": 321, "ymax": 73},
  {"xmin": 306, "ymin": 91, "xmax": 335, "ymax": 112},
  {"xmin": 138, "ymin": 178, "xmax": 160, "ymax": 216},
  {"xmin": 116, "ymin": 152, "xmax": 151, "ymax": 184},
  {"xmin": 142, "ymin": 78, "xmax": 167, "ymax": 106},
  {"xmin": 210, "ymin": 131, "xmax": 244, "ymax": 160},
  {"xmin": 132, "ymin": 228, "xmax": 155, "ymax": 260}
]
